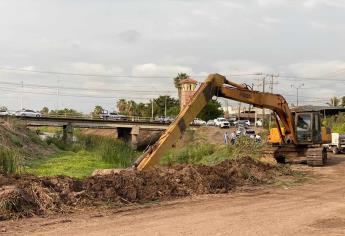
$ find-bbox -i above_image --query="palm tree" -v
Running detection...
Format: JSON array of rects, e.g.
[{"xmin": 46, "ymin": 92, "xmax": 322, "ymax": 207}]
[
  {"xmin": 173, "ymin": 73, "xmax": 189, "ymax": 104},
  {"xmin": 326, "ymin": 96, "xmax": 340, "ymax": 107}
]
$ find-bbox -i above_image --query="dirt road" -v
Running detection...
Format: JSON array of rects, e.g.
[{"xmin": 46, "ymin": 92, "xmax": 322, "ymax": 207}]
[{"xmin": 2, "ymin": 155, "xmax": 345, "ymax": 236}]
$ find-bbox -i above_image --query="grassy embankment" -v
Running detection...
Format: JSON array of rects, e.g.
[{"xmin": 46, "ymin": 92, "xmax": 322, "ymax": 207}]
[
  {"xmin": 161, "ymin": 129, "xmax": 263, "ymax": 166},
  {"xmin": 25, "ymin": 135, "xmax": 137, "ymax": 178}
]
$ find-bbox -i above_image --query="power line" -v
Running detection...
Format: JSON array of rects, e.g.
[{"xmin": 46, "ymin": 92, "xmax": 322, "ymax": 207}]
[{"xmin": 0, "ymin": 67, "xmax": 261, "ymax": 79}]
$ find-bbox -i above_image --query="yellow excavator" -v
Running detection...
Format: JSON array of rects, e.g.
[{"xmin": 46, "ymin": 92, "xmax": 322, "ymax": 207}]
[{"xmin": 134, "ymin": 74, "xmax": 327, "ymax": 171}]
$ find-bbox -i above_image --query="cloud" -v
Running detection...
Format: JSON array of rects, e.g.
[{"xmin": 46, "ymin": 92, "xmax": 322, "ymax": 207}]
[
  {"xmin": 65, "ymin": 62, "xmax": 124, "ymax": 75},
  {"xmin": 212, "ymin": 60, "xmax": 273, "ymax": 75},
  {"xmin": 132, "ymin": 63, "xmax": 193, "ymax": 76},
  {"xmin": 117, "ymin": 30, "xmax": 141, "ymax": 43}
]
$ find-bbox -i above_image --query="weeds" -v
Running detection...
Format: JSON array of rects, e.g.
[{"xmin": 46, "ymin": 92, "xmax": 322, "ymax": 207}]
[{"xmin": 0, "ymin": 146, "xmax": 21, "ymax": 174}]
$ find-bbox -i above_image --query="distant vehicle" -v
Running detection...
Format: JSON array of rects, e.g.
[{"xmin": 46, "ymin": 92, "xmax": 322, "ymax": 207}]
[
  {"xmin": 206, "ymin": 120, "xmax": 215, "ymax": 126},
  {"xmin": 155, "ymin": 116, "xmax": 174, "ymax": 123},
  {"xmin": 15, "ymin": 109, "xmax": 42, "ymax": 117},
  {"xmin": 256, "ymin": 119, "xmax": 263, "ymax": 127},
  {"xmin": 193, "ymin": 118, "xmax": 206, "ymax": 125},
  {"xmin": 236, "ymin": 127, "xmax": 261, "ymax": 142},
  {"xmin": 214, "ymin": 117, "xmax": 230, "ymax": 128},
  {"xmin": 100, "ymin": 111, "xmax": 127, "ymax": 121},
  {"xmin": 325, "ymin": 133, "xmax": 345, "ymax": 154},
  {"xmin": 0, "ymin": 110, "xmax": 9, "ymax": 116},
  {"xmin": 237, "ymin": 120, "xmax": 250, "ymax": 127}
]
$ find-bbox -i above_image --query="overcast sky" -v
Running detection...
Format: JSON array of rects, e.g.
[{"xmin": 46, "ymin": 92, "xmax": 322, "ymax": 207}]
[{"xmin": 1, "ymin": 0, "xmax": 345, "ymax": 113}]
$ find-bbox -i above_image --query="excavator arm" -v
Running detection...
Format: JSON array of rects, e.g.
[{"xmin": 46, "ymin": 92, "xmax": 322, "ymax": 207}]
[{"xmin": 134, "ymin": 73, "xmax": 297, "ymax": 171}]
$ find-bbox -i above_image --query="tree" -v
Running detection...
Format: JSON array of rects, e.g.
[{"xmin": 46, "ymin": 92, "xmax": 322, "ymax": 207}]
[
  {"xmin": 173, "ymin": 73, "xmax": 189, "ymax": 103},
  {"xmin": 197, "ymin": 100, "xmax": 224, "ymax": 121},
  {"xmin": 49, "ymin": 108, "xmax": 83, "ymax": 118},
  {"xmin": 327, "ymin": 96, "xmax": 340, "ymax": 107},
  {"xmin": 40, "ymin": 107, "xmax": 49, "ymax": 115},
  {"xmin": 0, "ymin": 106, "xmax": 8, "ymax": 112},
  {"xmin": 92, "ymin": 105, "xmax": 104, "ymax": 117},
  {"xmin": 153, "ymin": 95, "xmax": 179, "ymax": 117},
  {"xmin": 341, "ymin": 96, "xmax": 345, "ymax": 107},
  {"xmin": 117, "ymin": 99, "xmax": 128, "ymax": 114}
]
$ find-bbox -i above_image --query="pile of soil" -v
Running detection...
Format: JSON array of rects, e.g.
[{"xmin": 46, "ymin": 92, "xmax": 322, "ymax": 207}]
[{"xmin": 0, "ymin": 157, "xmax": 289, "ymax": 220}]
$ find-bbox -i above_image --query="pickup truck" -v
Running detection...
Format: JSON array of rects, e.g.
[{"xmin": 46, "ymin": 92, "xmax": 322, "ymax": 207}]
[{"xmin": 325, "ymin": 133, "xmax": 345, "ymax": 154}]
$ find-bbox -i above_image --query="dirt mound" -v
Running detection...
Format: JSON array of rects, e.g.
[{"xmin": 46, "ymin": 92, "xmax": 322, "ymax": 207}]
[{"xmin": 0, "ymin": 158, "xmax": 286, "ymax": 220}]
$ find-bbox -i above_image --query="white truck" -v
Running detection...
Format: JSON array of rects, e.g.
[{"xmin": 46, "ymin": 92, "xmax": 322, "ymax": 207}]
[{"xmin": 327, "ymin": 133, "xmax": 345, "ymax": 154}]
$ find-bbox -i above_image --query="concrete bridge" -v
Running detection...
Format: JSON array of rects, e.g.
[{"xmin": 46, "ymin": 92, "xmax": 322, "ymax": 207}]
[{"xmin": 1, "ymin": 116, "xmax": 198, "ymax": 149}]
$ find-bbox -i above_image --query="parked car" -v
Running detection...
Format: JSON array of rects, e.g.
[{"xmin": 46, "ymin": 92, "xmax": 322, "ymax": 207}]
[
  {"xmin": 236, "ymin": 127, "xmax": 261, "ymax": 142},
  {"xmin": 192, "ymin": 118, "xmax": 206, "ymax": 125},
  {"xmin": 214, "ymin": 117, "xmax": 230, "ymax": 128},
  {"xmin": 206, "ymin": 120, "xmax": 215, "ymax": 126},
  {"xmin": 0, "ymin": 110, "xmax": 9, "ymax": 116},
  {"xmin": 15, "ymin": 109, "xmax": 42, "ymax": 117},
  {"xmin": 237, "ymin": 120, "xmax": 250, "ymax": 127},
  {"xmin": 155, "ymin": 116, "xmax": 174, "ymax": 123},
  {"xmin": 100, "ymin": 111, "xmax": 127, "ymax": 120}
]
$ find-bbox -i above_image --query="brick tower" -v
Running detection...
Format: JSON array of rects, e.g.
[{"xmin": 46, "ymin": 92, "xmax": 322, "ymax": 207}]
[{"xmin": 179, "ymin": 77, "xmax": 198, "ymax": 109}]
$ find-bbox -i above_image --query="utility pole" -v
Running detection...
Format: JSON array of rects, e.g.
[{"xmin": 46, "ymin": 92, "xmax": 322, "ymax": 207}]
[
  {"xmin": 164, "ymin": 96, "xmax": 167, "ymax": 118},
  {"xmin": 20, "ymin": 80, "xmax": 24, "ymax": 110},
  {"xmin": 151, "ymin": 99, "xmax": 154, "ymax": 120},
  {"xmin": 291, "ymin": 83, "xmax": 304, "ymax": 107},
  {"xmin": 56, "ymin": 79, "xmax": 60, "ymax": 110}
]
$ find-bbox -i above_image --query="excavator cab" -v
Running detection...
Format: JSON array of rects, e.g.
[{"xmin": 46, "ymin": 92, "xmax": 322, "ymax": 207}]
[{"xmin": 294, "ymin": 111, "xmax": 322, "ymax": 145}]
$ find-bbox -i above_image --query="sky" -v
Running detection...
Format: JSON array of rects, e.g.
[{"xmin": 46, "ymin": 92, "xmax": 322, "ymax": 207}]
[{"xmin": 0, "ymin": 0, "xmax": 345, "ymax": 113}]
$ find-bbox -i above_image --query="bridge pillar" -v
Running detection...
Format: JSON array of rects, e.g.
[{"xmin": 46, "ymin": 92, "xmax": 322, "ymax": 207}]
[
  {"xmin": 130, "ymin": 125, "xmax": 140, "ymax": 149},
  {"xmin": 62, "ymin": 123, "xmax": 74, "ymax": 143}
]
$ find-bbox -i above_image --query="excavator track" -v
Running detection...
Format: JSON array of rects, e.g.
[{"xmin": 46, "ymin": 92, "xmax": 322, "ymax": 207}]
[
  {"xmin": 306, "ymin": 147, "xmax": 327, "ymax": 167},
  {"xmin": 262, "ymin": 145, "xmax": 327, "ymax": 167}
]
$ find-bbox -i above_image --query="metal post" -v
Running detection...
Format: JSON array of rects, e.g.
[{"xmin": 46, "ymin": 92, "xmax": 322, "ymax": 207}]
[
  {"xmin": 151, "ymin": 99, "xmax": 154, "ymax": 119},
  {"xmin": 20, "ymin": 80, "xmax": 23, "ymax": 110},
  {"xmin": 164, "ymin": 96, "xmax": 167, "ymax": 118}
]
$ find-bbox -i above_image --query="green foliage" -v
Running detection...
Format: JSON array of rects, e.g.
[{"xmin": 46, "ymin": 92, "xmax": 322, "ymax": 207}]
[
  {"xmin": 25, "ymin": 151, "xmax": 115, "ymax": 179},
  {"xmin": 40, "ymin": 107, "xmax": 49, "ymax": 115},
  {"xmin": 0, "ymin": 147, "xmax": 21, "ymax": 174},
  {"xmin": 197, "ymin": 100, "xmax": 224, "ymax": 121},
  {"xmin": 10, "ymin": 135, "xmax": 23, "ymax": 147},
  {"xmin": 116, "ymin": 96, "xmax": 180, "ymax": 118},
  {"xmin": 92, "ymin": 105, "xmax": 104, "ymax": 118},
  {"xmin": 326, "ymin": 96, "xmax": 341, "ymax": 107},
  {"xmin": 46, "ymin": 134, "xmax": 137, "ymax": 168},
  {"xmin": 323, "ymin": 113, "xmax": 345, "ymax": 133},
  {"xmin": 49, "ymin": 108, "xmax": 83, "ymax": 118},
  {"xmin": 162, "ymin": 136, "xmax": 262, "ymax": 166}
]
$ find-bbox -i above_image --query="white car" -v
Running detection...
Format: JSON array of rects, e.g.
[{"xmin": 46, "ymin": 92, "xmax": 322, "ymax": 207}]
[
  {"xmin": 237, "ymin": 120, "xmax": 250, "ymax": 126},
  {"xmin": 214, "ymin": 118, "xmax": 230, "ymax": 128},
  {"xmin": 193, "ymin": 118, "xmax": 206, "ymax": 125},
  {"xmin": 15, "ymin": 109, "xmax": 42, "ymax": 117},
  {"xmin": 0, "ymin": 110, "xmax": 9, "ymax": 116}
]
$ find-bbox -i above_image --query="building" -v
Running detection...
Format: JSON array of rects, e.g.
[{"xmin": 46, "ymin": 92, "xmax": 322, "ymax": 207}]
[{"xmin": 179, "ymin": 77, "xmax": 198, "ymax": 109}]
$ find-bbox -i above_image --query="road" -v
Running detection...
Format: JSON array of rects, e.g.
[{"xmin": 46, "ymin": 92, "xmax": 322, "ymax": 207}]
[{"xmin": 1, "ymin": 154, "xmax": 345, "ymax": 236}]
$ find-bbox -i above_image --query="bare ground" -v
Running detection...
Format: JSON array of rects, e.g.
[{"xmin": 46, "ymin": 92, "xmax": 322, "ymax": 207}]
[{"xmin": 1, "ymin": 154, "xmax": 345, "ymax": 236}]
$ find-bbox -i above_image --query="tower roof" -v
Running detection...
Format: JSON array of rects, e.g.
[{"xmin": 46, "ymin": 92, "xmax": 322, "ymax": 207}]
[{"xmin": 179, "ymin": 77, "xmax": 197, "ymax": 85}]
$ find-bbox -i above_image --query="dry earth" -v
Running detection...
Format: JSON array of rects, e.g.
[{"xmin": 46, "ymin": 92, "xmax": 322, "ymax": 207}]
[{"xmin": 1, "ymin": 154, "xmax": 345, "ymax": 236}]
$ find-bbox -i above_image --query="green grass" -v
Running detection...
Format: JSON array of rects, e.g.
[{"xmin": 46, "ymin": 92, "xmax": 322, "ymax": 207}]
[
  {"xmin": 25, "ymin": 151, "xmax": 117, "ymax": 179},
  {"xmin": 0, "ymin": 147, "xmax": 22, "ymax": 174},
  {"xmin": 161, "ymin": 136, "xmax": 263, "ymax": 166}
]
